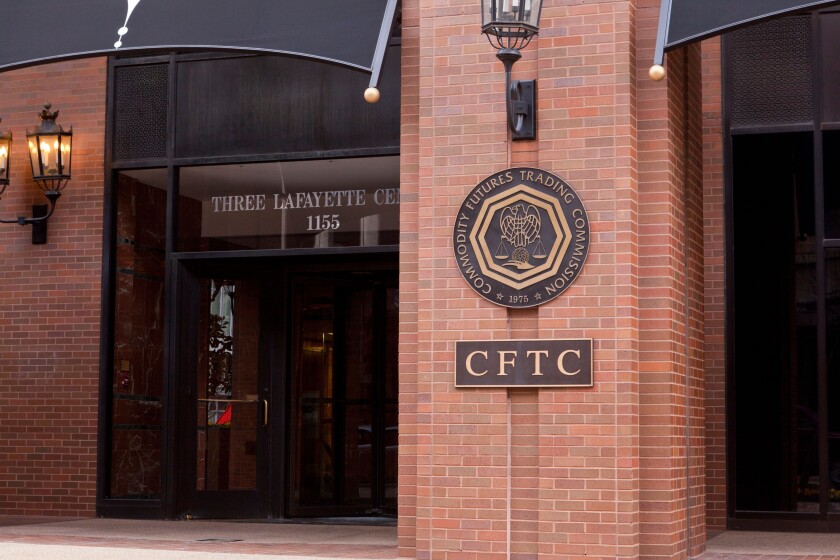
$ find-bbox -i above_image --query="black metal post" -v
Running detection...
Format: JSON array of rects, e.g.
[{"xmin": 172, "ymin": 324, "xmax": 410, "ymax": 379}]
[
  {"xmin": 496, "ymin": 48, "xmax": 536, "ymax": 141},
  {"xmin": 0, "ymin": 189, "xmax": 61, "ymax": 244}
]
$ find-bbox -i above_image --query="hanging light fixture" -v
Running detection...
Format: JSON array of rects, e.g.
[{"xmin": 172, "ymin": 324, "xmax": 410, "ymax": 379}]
[
  {"xmin": 0, "ymin": 126, "xmax": 12, "ymax": 200},
  {"xmin": 0, "ymin": 103, "xmax": 73, "ymax": 244},
  {"xmin": 27, "ymin": 103, "xmax": 73, "ymax": 191},
  {"xmin": 0, "ymin": 121, "xmax": 11, "ymax": 197},
  {"xmin": 481, "ymin": 0, "xmax": 543, "ymax": 140}
]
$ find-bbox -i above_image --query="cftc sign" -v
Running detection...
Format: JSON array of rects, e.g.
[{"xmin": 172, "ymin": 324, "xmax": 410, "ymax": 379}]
[
  {"xmin": 455, "ymin": 339, "xmax": 593, "ymax": 388},
  {"xmin": 453, "ymin": 168, "xmax": 590, "ymax": 308}
]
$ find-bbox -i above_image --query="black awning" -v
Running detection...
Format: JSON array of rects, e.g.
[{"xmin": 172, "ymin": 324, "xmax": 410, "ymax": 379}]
[
  {"xmin": 654, "ymin": 0, "xmax": 840, "ymax": 64},
  {"xmin": 0, "ymin": 0, "xmax": 397, "ymax": 78}
]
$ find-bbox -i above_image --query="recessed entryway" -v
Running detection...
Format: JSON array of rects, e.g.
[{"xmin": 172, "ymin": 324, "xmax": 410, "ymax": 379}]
[{"xmin": 176, "ymin": 257, "xmax": 398, "ymax": 520}]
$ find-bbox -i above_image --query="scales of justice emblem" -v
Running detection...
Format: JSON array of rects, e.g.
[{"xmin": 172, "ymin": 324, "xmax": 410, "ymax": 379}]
[
  {"xmin": 453, "ymin": 167, "xmax": 590, "ymax": 308},
  {"xmin": 496, "ymin": 203, "xmax": 547, "ymax": 270}
]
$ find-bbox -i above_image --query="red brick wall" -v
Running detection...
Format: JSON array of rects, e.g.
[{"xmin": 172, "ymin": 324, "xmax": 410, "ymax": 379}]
[
  {"xmin": 399, "ymin": 0, "xmax": 708, "ymax": 559},
  {"xmin": 700, "ymin": 36, "xmax": 726, "ymax": 533},
  {"xmin": 397, "ymin": 0, "xmax": 421, "ymax": 551},
  {"xmin": 0, "ymin": 58, "xmax": 106, "ymax": 517},
  {"xmin": 637, "ymin": 42, "xmax": 706, "ymax": 560}
]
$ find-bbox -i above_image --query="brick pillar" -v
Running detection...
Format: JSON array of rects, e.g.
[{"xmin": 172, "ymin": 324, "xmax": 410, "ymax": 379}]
[
  {"xmin": 398, "ymin": 0, "xmax": 421, "ymax": 553},
  {"xmin": 400, "ymin": 0, "xmax": 708, "ymax": 558},
  {"xmin": 700, "ymin": 37, "xmax": 726, "ymax": 534},
  {"xmin": 636, "ymin": 3, "xmax": 706, "ymax": 558},
  {"xmin": 399, "ymin": 0, "xmax": 649, "ymax": 557},
  {"xmin": 534, "ymin": 1, "xmax": 642, "ymax": 557},
  {"xmin": 405, "ymin": 0, "xmax": 513, "ymax": 557}
]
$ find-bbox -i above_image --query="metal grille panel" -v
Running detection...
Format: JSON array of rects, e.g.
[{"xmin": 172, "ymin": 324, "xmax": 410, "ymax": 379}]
[
  {"xmin": 729, "ymin": 16, "xmax": 813, "ymax": 127},
  {"xmin": 113, "ymin": 65, "xmax": 168, "ymax": 161}
]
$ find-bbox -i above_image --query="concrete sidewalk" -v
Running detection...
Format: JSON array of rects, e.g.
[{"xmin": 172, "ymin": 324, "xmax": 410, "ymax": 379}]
[
  {"xmin": 0, "ymin": 517, "xmax": 398, "ymax": 560},
  {"xmin": 700, "ymin": 530, "xmax": 840, "ymax": 558},
  {"xmin": 2, "ymin": 517, "xmax": 840, "ymax": 559}
]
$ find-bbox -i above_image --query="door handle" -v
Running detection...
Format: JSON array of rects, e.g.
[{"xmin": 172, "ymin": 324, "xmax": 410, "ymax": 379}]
[{"xmin": 263, "ymin": 399, "xmax": 269, "ymax": 427}]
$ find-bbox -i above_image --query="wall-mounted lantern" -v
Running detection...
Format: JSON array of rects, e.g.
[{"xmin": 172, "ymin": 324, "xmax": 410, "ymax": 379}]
[
  {"xmin": 0, "ymin": 124, "xmax": 11, "ymax": 193},
  {"xmin": 481, "ymin": 0, "xmax": 543, "ymax": 141},
  {"xmin": 0, "ymin": 103, "xmax": 72, "ymax": 244}
]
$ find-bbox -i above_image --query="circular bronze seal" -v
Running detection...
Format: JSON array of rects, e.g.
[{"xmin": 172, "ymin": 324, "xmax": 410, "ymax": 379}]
[{"xmin": 453, "ymin": 167, "xmax": 590, "ymax": 308}]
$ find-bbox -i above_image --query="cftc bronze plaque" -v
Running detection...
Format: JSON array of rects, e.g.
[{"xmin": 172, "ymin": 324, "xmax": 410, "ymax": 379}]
[
  {"xmin": 455, "ymin": 339, "xmax": 593, "ymax": 388},
  {"xmin": 453, "ymin": 168, "xmax": 590, "ymax": 308}
]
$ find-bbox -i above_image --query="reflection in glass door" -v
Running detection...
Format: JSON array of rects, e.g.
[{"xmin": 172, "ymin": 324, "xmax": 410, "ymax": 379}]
[
  {"xmin": 177, "ymin": 262, "xmax": 396, "ymax": 519},
  {"xmin": 184, "ymin": 273, "xmax": 270, "ymax": 518},
  {"xmin": 196, "ymin": 280, "xmax": 261, "ymax": 491},
  {"xmin": 289, "ymin": 275, "xmax": 398, "ymax": 516}
]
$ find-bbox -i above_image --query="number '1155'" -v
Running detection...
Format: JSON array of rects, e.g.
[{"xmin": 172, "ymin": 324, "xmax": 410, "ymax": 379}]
[{"xmin": 307, "ymin": 214, "xmax": 340, "ymax": 231}]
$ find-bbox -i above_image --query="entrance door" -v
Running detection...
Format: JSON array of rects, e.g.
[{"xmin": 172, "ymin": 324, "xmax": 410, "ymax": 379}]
[
  {"xmin": 177, "ymin": 261, "xmax": 397, "ymax": 519},
  {"xmin": 288, "ymin": 273, "xmax": 398, "ymax": 516},
  {"xmin": 179, "ymin": 266, "xmax": 272, "ymax": 518}
]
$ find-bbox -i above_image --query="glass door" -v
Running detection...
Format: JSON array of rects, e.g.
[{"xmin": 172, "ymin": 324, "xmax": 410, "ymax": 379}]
[
  {"xmin": 180, "ymin": 267, "xmax": 272, "ymax": 518},
  {"xmin": 175, "ymin": 261, "xmax": 397, "ymax": 519},
  {"xmin": 288, "ymin": 273, "xmax": 398, "ymax": 516}
]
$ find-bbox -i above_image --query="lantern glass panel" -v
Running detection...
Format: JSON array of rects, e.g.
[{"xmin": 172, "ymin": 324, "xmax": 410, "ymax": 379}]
[
  {"xmin": 525, "ymin": 0, "xmax": 541, "ymax": 29},
  {"xmin": 482, "ymin": 0, "xmax": 542, "ymax": 33},
  {"xmin": 58, "ymin": 134, "xmax": 72, "ymax": 177},
  {"xmin": 0, "ymin": 136, "xmax": 10, "ymax": 181},
  {"xmin": 481, "ymin": 0, "xmax": 498, "ymax": 28},
  {"xmin": 37, "ymin": 134, "xmax": 60, "ymax": 176},
  {"xmin": 28, "ymin": 138, "xmax": 42, "ymax": 177}
]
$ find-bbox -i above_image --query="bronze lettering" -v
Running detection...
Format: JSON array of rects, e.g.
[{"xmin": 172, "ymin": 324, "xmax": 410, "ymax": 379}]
[
  {"xmin": 498, "ymin": 351, "xmax": 516, "ymax": 376},
  {"xmin": 455, "ymin": 340, "xmax": 593, "ymax": 387},
  {"xmin": 466, "ymin": 351, "xmax": 488, "ymax": 376},
  {"xmin": 557, "ymin": 349, "xmax": 582, "ymax": 376},
  {"xmin": 527, "ymin": 350, "xmax": 549, "ymax": 375}
]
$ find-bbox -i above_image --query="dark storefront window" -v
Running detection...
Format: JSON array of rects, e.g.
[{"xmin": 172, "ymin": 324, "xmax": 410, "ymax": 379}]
[
  {"xmin": 101, "ymin": 49, "xmax": 400, "ymax": 518},
  {"xmin": 177, "ymin": 158, "xmax": 400, "ymax": 252},
  {"xmin": 825, "ymin": 131, "xmax": 840, "ymax": 512},
  {"xmin": 825, "ymin": 132, "xmax": 840, "ymax": 241},
  {"xmin": 109, "ymin": 170, "xmax": 167, "ymax": 499},
  {"xmin": 383, "ymin": 287, "xmax": 399, "ymax": 510},
  {"xmin": 733, "ymin": 133, "xmax": 817, "ymax": 513},
  {"xmin": 826, "ymin": 247, "xmax": 840, "ymax": 511},
  {"xmin": 728, "ymin": 12, "xmax": 840, "ymax": 528},
  {"xmin": 289, "ymin": 278, "xmax": 398, "ymax": 516}
]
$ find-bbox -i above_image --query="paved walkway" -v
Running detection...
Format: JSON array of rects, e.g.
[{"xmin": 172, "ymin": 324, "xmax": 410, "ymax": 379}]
[
  {"xmin": 697, "ymin": 530, "xmax": 840, "ymax": 560},
  {"xmin": 0, "ymin": 517, "xmax": 398, "ymax": 560},
  {"xmin": 1, "ymin": 517, "xmax": 840, "ymax": 559}
]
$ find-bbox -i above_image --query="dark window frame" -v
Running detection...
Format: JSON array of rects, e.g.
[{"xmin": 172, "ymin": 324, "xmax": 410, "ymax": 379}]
[
  {"xmin": 724, "ymin": 10, "xmax": 840, "ymax": 531},
  {"xmin": 97, "ymin": 51, "xmax": 400, "ymax": 519}
]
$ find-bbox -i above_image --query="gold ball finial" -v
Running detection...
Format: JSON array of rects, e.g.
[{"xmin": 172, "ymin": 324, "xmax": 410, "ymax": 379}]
[
  {"xmin": 364, "ymin": 87, "xmax": 381, "ymax": 103},
  {"xmin": 649, "ymin": 64, "xmax": 666, "ymax": 81}
]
